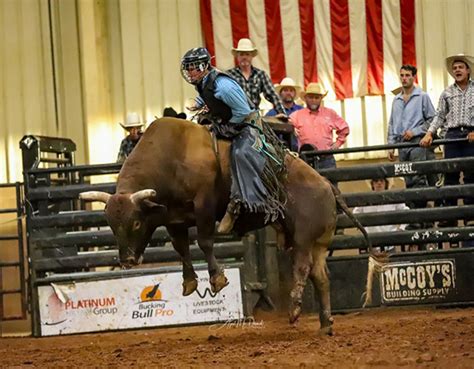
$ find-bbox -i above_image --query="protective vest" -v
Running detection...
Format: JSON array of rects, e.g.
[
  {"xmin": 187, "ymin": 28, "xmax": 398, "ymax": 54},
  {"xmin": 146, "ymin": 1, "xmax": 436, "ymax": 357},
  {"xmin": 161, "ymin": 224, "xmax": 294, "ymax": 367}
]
[{"xmin": 197, "ymin": 69, "xmax": 234, "ymax": 122}]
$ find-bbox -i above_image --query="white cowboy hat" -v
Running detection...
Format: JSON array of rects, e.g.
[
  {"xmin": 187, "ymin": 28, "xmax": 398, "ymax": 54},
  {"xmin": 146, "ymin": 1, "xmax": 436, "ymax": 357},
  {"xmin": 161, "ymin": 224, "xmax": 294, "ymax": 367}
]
[
  {"xmin": 300, "ymin": 82, "xmax": 328, "ymax": 98},
  {"xmin": 275, "ymin": 77, "xmax": 302, "ymax": 94},
  {"xmin": 445, "ymin": 54, "xmax": 474, "ymax": 78},
  {"xmin": 231, "ymin": 38, "xmax": 258, "ymax": 57},
  {"xmin": 119, "ymin": 112, "xmax": 144, "ymax": 129}
]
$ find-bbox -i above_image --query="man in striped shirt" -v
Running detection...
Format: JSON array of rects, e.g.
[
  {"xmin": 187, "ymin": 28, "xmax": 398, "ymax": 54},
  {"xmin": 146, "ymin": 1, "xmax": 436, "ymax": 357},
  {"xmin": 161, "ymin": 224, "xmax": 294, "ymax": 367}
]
[
  {"xmin": 227, "ymin": 38, "xmax": 285, "ymax": 116},
  {"xmin": 420, "ymin": 54, "xmax": 474, "ymax": 221}
]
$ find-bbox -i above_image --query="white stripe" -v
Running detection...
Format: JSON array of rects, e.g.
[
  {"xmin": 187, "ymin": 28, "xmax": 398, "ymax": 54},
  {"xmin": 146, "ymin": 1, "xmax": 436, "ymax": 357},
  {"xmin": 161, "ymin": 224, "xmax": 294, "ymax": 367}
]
[
  {"xmin": 365, "ymin": 95, "xmax": 387, "ymax": 158},
  {"xmin": 343, "ymin": 98, "xmax": 365, "ymax": 160},
  {"xmin": 314, "ymin": 0, "xmax": 335, "ymax": 99},
  {"xmin": 382, "ymin": 0, "xmax": 402, "ymax": 94},
  {"xmin": 247, "ymin": 0, "xmax": 270, "ymax": 73},
  {"xmin": 348, "ymin": 0, "xmax": 367, "ymax": 97},
  {"xmin": 280, "ymin": 0, "xmax": 304, "ymax": 87},
  {"xmin": 211, "ymin": 0, "xmax": 233, "ymax": 70}
]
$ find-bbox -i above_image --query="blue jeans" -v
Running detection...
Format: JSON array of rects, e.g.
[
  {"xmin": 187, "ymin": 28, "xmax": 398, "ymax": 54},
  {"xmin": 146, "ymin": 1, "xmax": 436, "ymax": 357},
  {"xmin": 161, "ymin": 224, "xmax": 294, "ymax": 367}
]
[
  {"xmin": 314, "ymin": 155, "xmax": 336, "ymax": 170},
  {"xmin": 398, "ymin": 136, "xmax": 437, "ymax": 208},
  {"xmin": 443, "ymin": 127, "xmax": 474, "ymax": 207}
]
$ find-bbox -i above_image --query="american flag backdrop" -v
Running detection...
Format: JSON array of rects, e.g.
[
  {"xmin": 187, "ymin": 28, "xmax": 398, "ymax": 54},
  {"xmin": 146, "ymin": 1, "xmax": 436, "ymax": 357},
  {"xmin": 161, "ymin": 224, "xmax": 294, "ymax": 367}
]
[{"xmin": 199, "ymin": 0, "xmax": 416, "ymax": 100}]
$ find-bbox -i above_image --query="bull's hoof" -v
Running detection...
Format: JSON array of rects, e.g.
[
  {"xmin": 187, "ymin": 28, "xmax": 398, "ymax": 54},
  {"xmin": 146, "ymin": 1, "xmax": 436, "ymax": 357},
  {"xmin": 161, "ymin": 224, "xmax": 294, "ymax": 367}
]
[
  {"xmin": 182, "ymin": 279, "xmax": 198, "ymax": 296},
  {"xmin": 210, "ymin": 273, "xmax": 229, "ymax": 293},
  {"xmin": 319, "ymin": 325, "xmax": 333, "ymax": 336},
  {"xmin": 289, "ymin": 305, "xmax": 302, "ymax": 324}
]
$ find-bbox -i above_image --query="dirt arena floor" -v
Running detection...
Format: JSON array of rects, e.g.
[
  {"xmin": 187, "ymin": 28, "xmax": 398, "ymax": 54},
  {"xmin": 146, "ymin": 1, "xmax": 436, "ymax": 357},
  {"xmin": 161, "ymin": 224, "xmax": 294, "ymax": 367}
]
[{"xmin": 1, "ymin": 306, "xmax": 473, "ymax": 368}]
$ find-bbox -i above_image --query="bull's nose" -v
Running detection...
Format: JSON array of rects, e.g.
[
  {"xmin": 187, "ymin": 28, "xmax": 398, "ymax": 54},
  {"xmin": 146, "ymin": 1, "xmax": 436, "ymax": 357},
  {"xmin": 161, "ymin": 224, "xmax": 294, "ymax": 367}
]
[{"xmin": 120, "ymin": 256, "xmax": 136, "ymax": 270}]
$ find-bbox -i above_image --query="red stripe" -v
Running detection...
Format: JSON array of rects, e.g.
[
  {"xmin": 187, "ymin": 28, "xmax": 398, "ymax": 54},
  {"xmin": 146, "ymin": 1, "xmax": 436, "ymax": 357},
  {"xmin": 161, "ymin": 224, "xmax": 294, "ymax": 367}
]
[
  {"xmin": 264, "ymin": 0, "xmax": 286, "ymax": 83},
  {"xmin": 298, "ymin": 0, "xmax": 318, "ymax": 85},
  {"xmin": 229, "ymin": 0, "xmax": 249, "ymax": 51},
  {"xmin": 365, "ymin": 0, "xmax": 384, "ymax": 94},
  {"xmin": 330, "ymin": 0, "xmax": 353, "ymax": 99},
  {"xmin": 400, "ymin": 0, "xmax": 416, "ymax": 66},
  {"xmin": 199, "ymin": 0, "xmax": 216, "ymax": 66}
]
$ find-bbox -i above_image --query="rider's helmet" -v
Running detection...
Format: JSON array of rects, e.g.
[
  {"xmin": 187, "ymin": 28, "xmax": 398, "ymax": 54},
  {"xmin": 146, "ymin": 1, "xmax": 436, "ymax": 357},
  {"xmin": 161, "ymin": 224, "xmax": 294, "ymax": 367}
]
[{"xmin": 180, "ymin": 47, "xmax": 212, "ymax": 85}]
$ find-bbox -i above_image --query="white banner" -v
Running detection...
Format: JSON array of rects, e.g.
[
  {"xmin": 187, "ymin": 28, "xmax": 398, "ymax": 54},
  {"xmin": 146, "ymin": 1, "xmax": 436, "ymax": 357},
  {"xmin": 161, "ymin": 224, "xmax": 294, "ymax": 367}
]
[{"xmin": 38, "ymin": 268, "xmax": 243, "ymax": 336}]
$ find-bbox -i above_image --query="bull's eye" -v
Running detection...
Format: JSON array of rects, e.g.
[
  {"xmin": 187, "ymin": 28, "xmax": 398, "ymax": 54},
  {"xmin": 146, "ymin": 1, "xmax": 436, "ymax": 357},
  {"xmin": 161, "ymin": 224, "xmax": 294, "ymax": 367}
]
[{"xmin": 132, "ymin": 220, "xmax": 141, "ymax": 231}]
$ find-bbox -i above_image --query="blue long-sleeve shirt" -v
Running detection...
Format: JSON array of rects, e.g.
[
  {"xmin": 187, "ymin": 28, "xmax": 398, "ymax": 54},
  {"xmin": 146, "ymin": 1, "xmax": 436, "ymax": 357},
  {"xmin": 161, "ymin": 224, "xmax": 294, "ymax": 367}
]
[
  {"xmin": 387, "ymin": 86, "xmax": 436, "ymax": 144},
  {"xmin": 196, "ymin": 73, "xmax": 253, "ymax": 123}
]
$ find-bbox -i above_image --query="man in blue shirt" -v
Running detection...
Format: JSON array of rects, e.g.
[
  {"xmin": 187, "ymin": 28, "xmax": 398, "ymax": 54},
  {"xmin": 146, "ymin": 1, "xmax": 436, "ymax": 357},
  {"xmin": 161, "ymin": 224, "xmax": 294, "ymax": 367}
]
[
  {"xmin": 387, "ymin": 64, "xmax": 437, "ymax": 221},
  {"xmin": 266, "ymin": 77, "xmax": 304, "ymax": 117},
  {"xmin": 181, "ymin": 48, "xmax": 286, "ymax": 234},
  {"xmin": 265, "ymin": 77, "xmax": 302, "ymax": 151}
]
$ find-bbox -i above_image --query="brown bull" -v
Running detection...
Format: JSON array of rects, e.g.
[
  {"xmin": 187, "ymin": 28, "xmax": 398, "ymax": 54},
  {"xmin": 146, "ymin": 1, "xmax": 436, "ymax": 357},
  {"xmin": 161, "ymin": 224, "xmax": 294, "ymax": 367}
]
[{"xmin": 81, "ymin": 117, "xmax": 371, "ymax": 335}]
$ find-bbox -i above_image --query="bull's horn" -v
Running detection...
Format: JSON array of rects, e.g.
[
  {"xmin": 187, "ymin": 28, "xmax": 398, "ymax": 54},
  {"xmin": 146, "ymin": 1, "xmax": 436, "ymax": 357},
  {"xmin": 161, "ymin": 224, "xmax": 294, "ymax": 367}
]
[
  {"xmin": 130, "ymin": 189, "xmax": 157, "ymax": 205},
  {"xmin": 79, "ymin": 191, "xmax": 111, "ymax": 203}
]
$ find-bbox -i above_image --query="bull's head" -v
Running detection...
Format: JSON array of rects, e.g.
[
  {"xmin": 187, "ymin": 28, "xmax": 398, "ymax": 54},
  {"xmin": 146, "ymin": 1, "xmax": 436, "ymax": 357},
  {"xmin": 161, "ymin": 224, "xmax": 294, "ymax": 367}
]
[{"xmin": 79, "ymin": 189, "xmax": 167, "ymax": 269}]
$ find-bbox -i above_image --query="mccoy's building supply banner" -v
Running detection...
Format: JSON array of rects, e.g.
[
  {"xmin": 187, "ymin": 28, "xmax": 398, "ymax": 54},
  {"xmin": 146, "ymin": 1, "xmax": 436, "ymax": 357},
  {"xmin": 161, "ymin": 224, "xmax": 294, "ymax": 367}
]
[
  {"xmin": 381, "ymin": 260, "xmax": 456, "ymax": 305},
  {"xmin": 38, "ymin": 268, "xmax": 243, "ymax": 336}
]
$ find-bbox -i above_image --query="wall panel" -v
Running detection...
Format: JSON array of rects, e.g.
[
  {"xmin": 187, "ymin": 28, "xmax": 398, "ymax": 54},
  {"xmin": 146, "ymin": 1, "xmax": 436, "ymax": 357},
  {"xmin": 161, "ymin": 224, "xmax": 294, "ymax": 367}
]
[{"xmin": 1, "ymin": 0, "xmax": 474, "ymax": 182}]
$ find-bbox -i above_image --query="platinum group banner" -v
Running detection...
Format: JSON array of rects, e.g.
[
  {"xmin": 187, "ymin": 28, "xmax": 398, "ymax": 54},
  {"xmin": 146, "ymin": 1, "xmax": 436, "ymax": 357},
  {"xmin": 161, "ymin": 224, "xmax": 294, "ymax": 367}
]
[{"xmin": 38, "ymin": 268, "xmax": 243, "ymax": 336}]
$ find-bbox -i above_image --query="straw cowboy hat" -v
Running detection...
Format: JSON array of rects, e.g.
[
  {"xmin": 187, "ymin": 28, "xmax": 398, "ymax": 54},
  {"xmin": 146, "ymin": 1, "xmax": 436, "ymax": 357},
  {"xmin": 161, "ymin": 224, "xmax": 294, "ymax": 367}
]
[
  {"xmin": 231, "ymin": 38, "xmax": 258, "ymax": 57},
  {"xmin": 275, "ymin": 77, "xmax": 302, "ymax": 94},
  {"xmin": 391, "ymin": 86, "xmax": 403, "ymax": 95},
  {"xmin": 445, "ymin": 53, "xmax": 474, "ymax": 78},
  {"xmin": 119, "ymin": 112, "xmax": 144, "ymax": 129},
  {"xmin": 300, "ymin": 82, "xmax": 328, "ymax": 98}
]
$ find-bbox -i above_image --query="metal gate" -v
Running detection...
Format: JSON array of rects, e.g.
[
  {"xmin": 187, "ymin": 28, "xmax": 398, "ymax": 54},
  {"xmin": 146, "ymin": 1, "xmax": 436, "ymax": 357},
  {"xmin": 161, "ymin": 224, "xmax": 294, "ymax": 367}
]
[{"xmin": 0, "ymin": 182, "xmax": 27, "ymax": 321}]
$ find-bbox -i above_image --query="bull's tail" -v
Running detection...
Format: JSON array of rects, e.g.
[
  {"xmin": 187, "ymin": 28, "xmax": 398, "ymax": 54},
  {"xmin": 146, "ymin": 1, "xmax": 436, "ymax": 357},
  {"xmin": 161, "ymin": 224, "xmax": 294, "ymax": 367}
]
[{"xmin": 329, "ymin": 183, "xmax": 387, "ymax": 308}]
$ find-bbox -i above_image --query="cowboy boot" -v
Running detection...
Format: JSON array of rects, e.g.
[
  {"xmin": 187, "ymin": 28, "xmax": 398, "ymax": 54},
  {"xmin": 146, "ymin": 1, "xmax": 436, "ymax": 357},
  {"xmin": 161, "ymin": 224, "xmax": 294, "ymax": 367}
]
[{"xmin": 217, "ymin": 200, "xmax": 240, "ymax": 234}]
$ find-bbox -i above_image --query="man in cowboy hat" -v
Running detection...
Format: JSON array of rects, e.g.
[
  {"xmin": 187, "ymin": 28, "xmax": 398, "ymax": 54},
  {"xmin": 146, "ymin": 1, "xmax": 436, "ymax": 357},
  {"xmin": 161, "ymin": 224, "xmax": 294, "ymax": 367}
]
[
  {"xmin": 420, "ymin": 53, "xmax": 474, "ymax": 226},
  {"xmin": 117, "ymin": 112, "xmax": 144, "ymax": 163},
  {"xmin": 227, "ymin": 38, "xmax": 285, "ymax": 115},
  {"xmin": 289, "ymin": 82, "xmax": 349, "ymax": 170},
  {"xmin": 265, "ymin": 77, "xmax": 304, "ymax": 117},
  {"xmin": 387, "ymin": 64, "xmax": 437, "ymax": 216}
]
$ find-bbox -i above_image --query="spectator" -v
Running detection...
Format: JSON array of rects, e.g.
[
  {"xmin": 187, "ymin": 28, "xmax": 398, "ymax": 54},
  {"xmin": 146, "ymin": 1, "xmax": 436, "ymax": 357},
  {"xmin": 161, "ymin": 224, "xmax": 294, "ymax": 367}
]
[
  {"xmin": 420, "ymin": 54, "xmax": 474, "ymax": 227},
  {"xmin": 353, "ymin": 178, "xmax": 409, "ymax": 253},
  {"xmin": 117, "ymin": 112, "xmax": 144, "ymax": 163},
  {"xmin": 227, "ymin": 38, "xmax": 285, "ymax": 115},
  {"xmin": 265, "ymin": 77, "xmax": 302, "ymax": 151},
  {"xmin": 289, "ymin": 82, "xmax": 349, "ymax": 170},
  {"xmin": 265, "ymin": 77, "xmax": 304, "ymax": 116},
  {"xmin": 387, "ymin": 64, "xmax": 437, "ymax": 225},
  {"xmin": 163, "ymin": 107, "xmax": 187, "ymax": 119},
  {"xmin": 180, "ymin": 47, "xmax": 286, "ymax": 234}
]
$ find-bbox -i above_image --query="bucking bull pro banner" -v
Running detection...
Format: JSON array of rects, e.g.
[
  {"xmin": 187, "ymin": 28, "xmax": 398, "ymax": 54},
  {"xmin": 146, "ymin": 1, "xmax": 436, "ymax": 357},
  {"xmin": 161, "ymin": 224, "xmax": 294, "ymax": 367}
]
[
  {"xmin": 380, "ymin": 259, "xmax": 456, "ymax": 305},
  {"xmin": 38, "ymin": 268, "xmax": 243, "ymax": 336}
]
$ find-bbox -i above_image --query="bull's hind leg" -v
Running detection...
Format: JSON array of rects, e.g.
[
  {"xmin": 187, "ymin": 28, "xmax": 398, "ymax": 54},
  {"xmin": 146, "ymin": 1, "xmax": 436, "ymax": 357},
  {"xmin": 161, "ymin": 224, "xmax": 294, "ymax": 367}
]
[
  {"xmin": 289, "ymin": 249, "xmax": 312, "ymax": 324},
  {"xmin": 194, "ymin": 198, "xmax": 229, "ymax": 294},
  {"xmin": 167, "ymin": 224, "xmax": 198, "ymax": 296},
  {"xmin": 309, "ymin": 235, "xmax": 334, "ymax": 336}
]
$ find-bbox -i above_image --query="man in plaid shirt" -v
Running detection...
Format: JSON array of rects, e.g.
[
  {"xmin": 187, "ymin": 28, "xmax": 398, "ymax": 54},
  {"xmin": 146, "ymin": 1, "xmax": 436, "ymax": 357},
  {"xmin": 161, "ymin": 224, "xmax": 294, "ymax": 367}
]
[{"xmin": 227, "ymin": 38, "xmax": 285, "ymax": 115}]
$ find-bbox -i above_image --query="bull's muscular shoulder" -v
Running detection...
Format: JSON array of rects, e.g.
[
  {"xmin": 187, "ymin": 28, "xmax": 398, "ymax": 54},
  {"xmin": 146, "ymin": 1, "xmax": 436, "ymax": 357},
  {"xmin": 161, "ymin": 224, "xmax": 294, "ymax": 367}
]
[{"xmin": 138, "ymin": 117, "xmax": 212, "ymax": 150}]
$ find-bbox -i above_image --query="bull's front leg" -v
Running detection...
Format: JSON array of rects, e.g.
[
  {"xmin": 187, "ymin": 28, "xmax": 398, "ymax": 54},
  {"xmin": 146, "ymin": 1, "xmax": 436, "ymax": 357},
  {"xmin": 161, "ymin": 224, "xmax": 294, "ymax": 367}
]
[
  {"xmin": 166, "ymin": 224, "xmax": 198, "ymax": 296},
  {"xmin": 194, "ymin": 197, "xmax": 229, "ymax": 293}
]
